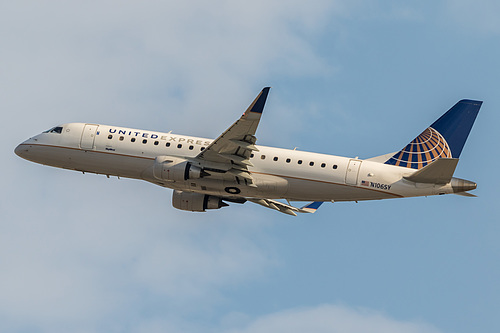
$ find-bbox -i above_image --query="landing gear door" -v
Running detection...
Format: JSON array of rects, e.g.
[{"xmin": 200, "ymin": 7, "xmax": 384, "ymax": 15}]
[
  {"xmin": 345, "ymin": 159, "xmax": 362, "ymax": 185},
  {"xmin": 80, "ymin": 124, "xmax": 99, "ymax": 149}
]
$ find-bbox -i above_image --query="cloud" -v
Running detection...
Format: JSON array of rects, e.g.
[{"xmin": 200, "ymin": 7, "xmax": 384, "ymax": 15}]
[
  {"xmin": 128, "ymin": 304, "xmax": 444, "ymax": 333},
  {"xmin": 1, "ymin": 5, "xmax": 346, "ymax": 328},
  {"xmin": 443, "ymin": 0, "xmax": 500, "ymax": 34},
  {"xmin": 0, "ymin": 0, "xmax": 342, "ymax": 136},
  {"xmin": 0, "ymin": 175, "xmax": 277, "ymax": 331},
  {"xmin": 224, "ymin": 305, "xmax": 442, "ymax": 333}
]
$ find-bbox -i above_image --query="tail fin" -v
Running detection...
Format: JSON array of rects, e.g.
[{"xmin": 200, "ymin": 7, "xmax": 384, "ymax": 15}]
[{"xmin": 384, "ymin": 99, "xmax": 482, "ymax": 169}]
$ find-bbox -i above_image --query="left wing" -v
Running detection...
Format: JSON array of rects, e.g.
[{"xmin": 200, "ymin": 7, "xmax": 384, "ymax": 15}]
[
  {"xmin": 192, "ymin": 87, "xmax": 270, "ymax": 185},
  {"xmin": 248, "ymin": 198, "xmax": 324, "ymax": 216}
]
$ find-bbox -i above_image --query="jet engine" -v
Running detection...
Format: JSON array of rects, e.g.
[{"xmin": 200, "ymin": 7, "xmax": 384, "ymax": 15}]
[
  {"xmin": 172, "ymin": 190, "xmax": 228, "ymax": 212},
  {"xmin": 153, "ymin": 156, "xmax": 208, "ymax": 182}
]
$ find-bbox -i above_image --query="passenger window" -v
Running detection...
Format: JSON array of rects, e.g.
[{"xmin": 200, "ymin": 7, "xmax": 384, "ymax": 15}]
[
  {"xmin": 298, "ymin": 160, "xmax": 303, "ymax": 165},
  {"xmin": 333, "ymin": 165, "xmax": 338, "ymax": 169},
  {"xmin": 166, "ymin": 142, "xmax": 171, "ymax": 147},
  {"xmin": 189, "ymin": 145, "xmax": 194, "ymax": 150},
  {"xmin": 286, "ymin": 158, "xmax": 291, "ymax": 163},
  {"xmin": 261, "ymin": 155, "xmax": 266, "ymax": 160},
  {"xmin": 131, "ymin": 138, "xmax": 136, "ymax": 142},
  {"xmin": 309, "ymin": 161, "xmax": 314, "ymax": 166},
  {"xmin": 119, "ymin": 136, "xmax": 124, "ymax": 141},
  {"xmin": 142, "ymin": 139, "xmax": 147, "ymax": 144},
  {"xmin": 250, "ymin": 153, "xmax": 254, "ymax": 158},
  {"xmin": 154, "ymin": 141, "xmax": 159, "ymax": 146},
  {"xmin": 108, "ymin": 135, "xmax": 113, "ymax": 139},
  {"xmin": 321, "ymin": 163, "xmax": 326, "ymax": 168},
  {"xmin": 177, "ymin": 144, "xmax": 182, "ymax": 149},
  {"xmin": 273, "ymin": 157, "xmax": 278, "ymax": 161}
]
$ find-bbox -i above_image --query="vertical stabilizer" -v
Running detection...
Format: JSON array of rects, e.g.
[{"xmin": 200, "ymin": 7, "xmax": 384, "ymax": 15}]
[{"xmin": 385, "ymin": 99, "xmax": 481, "ymax": 169}]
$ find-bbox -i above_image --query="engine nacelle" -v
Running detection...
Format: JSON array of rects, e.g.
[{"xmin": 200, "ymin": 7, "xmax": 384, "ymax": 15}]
[
  {"xmin": 153, "ymin": 156, "xmax": 203, "ymax": 182},
  {"xmin": 172, "ymin": 190, "xmax": 228, "ymax": 212}
]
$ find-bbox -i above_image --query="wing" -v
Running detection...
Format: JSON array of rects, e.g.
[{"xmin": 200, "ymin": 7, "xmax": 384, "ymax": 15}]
[
  {"xmin": 248, "ymin": 198, "xmax": 324, "ymax": 216},
  {"xmin": 192, "ymin": 87, "xmax": 270, "ymax": 185}
]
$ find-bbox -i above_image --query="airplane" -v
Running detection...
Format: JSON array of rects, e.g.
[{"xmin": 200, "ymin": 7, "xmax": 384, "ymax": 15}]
[{"xmin": 15, "ymin": 87, "xmax": 481, "ymax": 216}]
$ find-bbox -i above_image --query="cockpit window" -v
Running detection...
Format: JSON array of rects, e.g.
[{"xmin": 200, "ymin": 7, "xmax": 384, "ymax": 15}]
[{"xmin": 43, "ymin": 126, "xmax": 63, "ymax": 134}]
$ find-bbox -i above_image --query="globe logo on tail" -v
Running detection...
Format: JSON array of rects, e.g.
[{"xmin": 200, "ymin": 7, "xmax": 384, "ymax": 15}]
[{"xmin": 385, "ymin": 127, "xmax": 452, "ymax": 169}]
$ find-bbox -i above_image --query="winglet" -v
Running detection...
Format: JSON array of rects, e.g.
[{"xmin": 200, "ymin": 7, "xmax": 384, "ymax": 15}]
[
  {"xmin": 299, "ymin": 201, "xmax": 323, "ymax": 213},
  {"xmin": 245, "ymin": 87, "xmax": 270, "ymax": 115}
]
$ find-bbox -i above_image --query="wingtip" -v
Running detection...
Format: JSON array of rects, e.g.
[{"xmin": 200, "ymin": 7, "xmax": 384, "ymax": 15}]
[
  {"xmin": 249, "ymin": 87, "xmax": 271, "ymax": 114},
  {"xmin": 299, "ymin": 201, "xmax": 324, "ymax": 213},
  {"xmin": 458, "ymin": 99, "xmax": 483, "ymax": 106}
]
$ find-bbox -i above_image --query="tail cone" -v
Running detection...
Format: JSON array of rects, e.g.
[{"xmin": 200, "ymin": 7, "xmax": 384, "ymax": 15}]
[{"xmin": 451, "ymin": 177, "xmax": 477, "ymax": 193}]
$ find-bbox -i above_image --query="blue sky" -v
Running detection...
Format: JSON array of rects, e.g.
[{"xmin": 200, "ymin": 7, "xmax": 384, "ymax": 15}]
[{"xmin": 1, "ymin": 1, "xmax": 499, "ymax": 332}]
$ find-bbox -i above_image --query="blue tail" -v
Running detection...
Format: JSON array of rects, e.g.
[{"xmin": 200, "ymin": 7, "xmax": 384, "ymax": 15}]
[{"xmin": 385, "ymin": 99, "xmax": 482, "ymax": 169}]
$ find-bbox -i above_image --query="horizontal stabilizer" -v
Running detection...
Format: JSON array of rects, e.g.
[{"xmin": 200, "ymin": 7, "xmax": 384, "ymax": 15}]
[
  {"xmin": 453, "ymin": 191, "xmax": 477, "ymax": 197},
  {"xmin": 404, "ymin": 158, "xmax": 458, "ymax": 184}
]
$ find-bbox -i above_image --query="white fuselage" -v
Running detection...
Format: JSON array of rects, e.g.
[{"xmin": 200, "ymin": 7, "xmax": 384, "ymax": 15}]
[{"xmin": 15, "ymin": 122, "xmax": 458, "ymax": 202}]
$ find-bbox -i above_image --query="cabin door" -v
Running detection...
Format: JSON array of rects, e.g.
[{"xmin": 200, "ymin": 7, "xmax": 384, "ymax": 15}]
[
  {"xmin": 345, "ymin": 159, "xmax": 362, "ymax": 185},
  {"xmin": 80, "ymin": 124, "xmax": 99, "ymax": 149}
]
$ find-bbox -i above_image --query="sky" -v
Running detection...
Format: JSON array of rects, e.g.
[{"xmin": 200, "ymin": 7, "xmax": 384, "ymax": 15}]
[{"xmin": 1, "ymin": 1, "xmax": 499, "ymax": 332}]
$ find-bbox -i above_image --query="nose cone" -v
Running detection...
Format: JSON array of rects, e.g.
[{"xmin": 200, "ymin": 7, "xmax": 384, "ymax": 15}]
[
  {"xmin": 15, "ymin": 141, "xmax": 32, "ymax": 160},
  {"xmin": 14, "ymin": 143, "xmax": 26, "ymax": 158}
]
